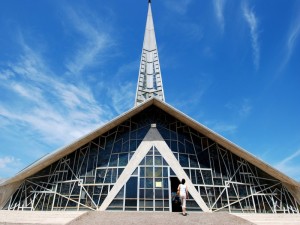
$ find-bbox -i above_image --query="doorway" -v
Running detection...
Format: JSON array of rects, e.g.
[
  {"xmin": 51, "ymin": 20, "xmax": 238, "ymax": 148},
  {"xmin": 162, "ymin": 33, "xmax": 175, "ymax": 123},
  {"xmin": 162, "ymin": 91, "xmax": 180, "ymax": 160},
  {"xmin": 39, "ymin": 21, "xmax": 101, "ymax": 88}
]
[{"xmin": 170, "ymin": 177, "xmax": 181, "ymax": 212}]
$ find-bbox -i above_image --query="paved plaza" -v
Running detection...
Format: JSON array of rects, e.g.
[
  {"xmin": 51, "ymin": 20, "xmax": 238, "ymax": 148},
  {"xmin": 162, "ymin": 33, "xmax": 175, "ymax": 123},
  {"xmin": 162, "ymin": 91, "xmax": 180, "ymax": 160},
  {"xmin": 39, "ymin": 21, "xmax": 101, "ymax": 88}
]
[{"xmin": 1, "ymin": 210, "xmax": 300, "ymax": 225}]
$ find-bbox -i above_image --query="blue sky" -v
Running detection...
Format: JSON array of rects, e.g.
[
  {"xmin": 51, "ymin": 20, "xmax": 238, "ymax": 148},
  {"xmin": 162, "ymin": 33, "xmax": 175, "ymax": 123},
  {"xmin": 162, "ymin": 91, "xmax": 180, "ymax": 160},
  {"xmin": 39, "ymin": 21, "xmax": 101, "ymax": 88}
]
[{"xmin": 0, "ymin": 0, "xmax": 300, "ymax": 182}]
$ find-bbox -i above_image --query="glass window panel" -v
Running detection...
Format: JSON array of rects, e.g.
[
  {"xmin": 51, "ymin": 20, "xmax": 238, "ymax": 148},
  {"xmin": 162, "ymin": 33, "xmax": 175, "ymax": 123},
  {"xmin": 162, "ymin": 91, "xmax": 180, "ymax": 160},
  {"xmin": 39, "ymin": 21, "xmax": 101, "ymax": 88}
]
[
  {"xmin": 109, "ymin": 154, "xmax": 118, "ymax": 167},
  {"xmin": 155, "ymin": 167, "xmax": 162, "ymax": 177},
  {"xmin": 202, "ymin": 170, "xmax": 213, "ymax": 185},
  {"xmin": 146, "ymin": 178, "xmax": 153, "ymax": 188},
  {"xmin": 126, "ymin": 177, "xmax": 137, "ymax": 198},
  {"xmin": 140, "ymin": 178, "xmax": 145, "ymax": 188},
  {"xmin": 145, "ymin": 189, "xmax": 153, "ymax": 198},
  {"xmin": 147, "ymin": 148, "xmax": 153, "ymax": 156},
  {"xmin": 154, "ymin": 147, "xmax": 160, "ymax": 155},
  {"xmin": 112, "ymin": 140, "xmax": 122, "ymax": 153},
  {"xmin": 196, "ymin": 170, "xmax": 204, "ymax": 184},
  {"xmin": 190, "ymin": 155, "xmax": 199, "ymax": 168},
  {"xmin": 179, "ymin": 154, "xmax": 189, "ymax": 167},
  {"xmin": 122, "ymin": 141, "xmax": 130, "ymax": 152},
  {"xmin": 163, "ymin": 178, "xmax": 168, "ymax": 189},
  {"xmin": 102, "ymin": 185, "xmax": 109, "ymax": 195},
  {"xmin": 139, "ymin": 189, "xmax": 145, "ymax": 198},
  {"xmin": 132, "ymin": 168, "xmax": 138, "ymax": 176},
  {"xmin": 164, "ymin": 200, "xmax": 169, "ymax": 207},
  {"xmin": 163, "ymin": 167, "xmax": 168, "ymax": 177},
  {"xmin": 155, "ymin": 189, "xmax": 163, "ymax": 199},
  {"xmin": 170, "ymin": 168, "xmax": 175, "ymax": 176},
  {"xmin": 162, "ymin": 158, "xmax": 167, "ymax": 165},
  {"xmin": 118, "ymin": 153, "xmax": 128, "ymax": 166},
  {"xmin": 191, "ymin": 170, "xmax": 196, "ymax": 184},
  {"xmin": 111, "ymin": 168, "xmax": 117, "ymax": 183},
  {"xmin": 145, "ymin": 167, "xmax": 153, "ymax": 177},
  {"xmin": 110, "ymin": 199, "xmax": 123, "ymax": 207},
  {"xmin": 145, "ymin": 200, "xmax": 152, "ymax": 207},
  {"xmin": 125, "ymin": 199, "xmax": 137, "ymax": 207},
  {"xmin": 118, "ymin": 168, "xmax": 124, "ymax": 178},
  {"xmin": 140, "ymin": 167, "xmax": 145, "ymax": 177},
  {"xmin": 185, "ymin": 140, "xmax": 195, "ymax": 154},
  {"xmin": 139, "ymin": 200, "xmax": 145, "ymax": 207},
  {"xmin": 155, "ymin": 200, "xmax": 163, "ymax": 207},
  {"xmin": 104, "ymin": 169, "xmax": 112, "ymax": 183},
  {"xmin": 170, "ymin": 140, "xmax": 178, "ymax": 152},
  {"xmin": 146, "ymin": 156, "xmax": 153, "ymax": 165},
  {"xmin": 155, "ymin": 156, "xmax": 162, "ymax": 165},
  {"xmin": 116, "ymin": 187, "xmax": 124, "ymax": 198},
  {"xmin": 140, "ymin": 158, "xmax": 145, "ymax": 165},
  {"xmin": 129, "ymin": 140, "xmax": 136, "ymax": 151}
]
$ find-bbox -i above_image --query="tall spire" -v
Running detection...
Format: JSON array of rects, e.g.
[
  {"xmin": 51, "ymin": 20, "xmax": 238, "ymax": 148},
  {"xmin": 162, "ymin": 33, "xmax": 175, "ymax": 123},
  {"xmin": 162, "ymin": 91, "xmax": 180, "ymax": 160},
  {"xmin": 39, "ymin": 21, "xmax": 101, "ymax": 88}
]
[{"xmin": 135, "ymin": 1, "xmax": 165, "ymax": 106}]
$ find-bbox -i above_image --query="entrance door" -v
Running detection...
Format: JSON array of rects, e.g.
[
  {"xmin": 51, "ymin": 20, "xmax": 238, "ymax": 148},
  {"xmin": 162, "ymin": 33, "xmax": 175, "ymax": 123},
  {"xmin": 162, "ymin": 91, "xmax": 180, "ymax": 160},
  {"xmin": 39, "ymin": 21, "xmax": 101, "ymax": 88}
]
[{"xmin": 170, "ymin": 177, "xmax": 181, "ymax": 212}]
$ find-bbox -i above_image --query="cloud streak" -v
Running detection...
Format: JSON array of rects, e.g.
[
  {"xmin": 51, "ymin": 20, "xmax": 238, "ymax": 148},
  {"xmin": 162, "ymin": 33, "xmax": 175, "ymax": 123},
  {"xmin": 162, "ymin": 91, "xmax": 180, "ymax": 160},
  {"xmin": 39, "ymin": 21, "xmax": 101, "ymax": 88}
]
[
  {"xmin": 275, "ymin": 149, "xmax": 300, "ymax": 181},
  {"xmin": 242, "ymin": 2, "xmax": 260, "ymax": 70},
  {"xmin": 164, "ymin": 0, "xmax": 193, "ymax": 15},
  {"xmin": 213, "ymin": 0, "xmax": 225, "ymax": 32},
  {"xmin": 64, "ymin": 6, "xmax": 115, "ymax": 75},
  {"xmin": 280, "ymin": 16, "xmax": 300, "ymax": 70}
]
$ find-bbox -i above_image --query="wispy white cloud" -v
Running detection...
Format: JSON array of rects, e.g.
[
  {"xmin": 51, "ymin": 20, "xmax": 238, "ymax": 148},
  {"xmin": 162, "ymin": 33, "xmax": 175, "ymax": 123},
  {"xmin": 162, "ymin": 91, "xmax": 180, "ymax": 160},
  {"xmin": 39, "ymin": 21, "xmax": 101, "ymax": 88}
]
[
  {"xmin": 108, "ymin": 82, "xmax": 135, "ymax": 114},
  {"xmin": 242, "ymin": 2, "xmax": 260, "ymax": 70},
  {"xmin": 275, "ymin": 149, "xmax": 300, "ymax": 181},
  {"xmin": 225, "ymin": 98, "xmax": 252, "ymax": 118},
  {"xmin": 0, "ymin": 156, "xmax": 22, "ymax": 179},
  {"xmin": 164, "ymin": 0, "xmax": 193, "ymax": 15},
  {"xmin": 280, "ymin": 16, "xmax": 300, "ymax": 70},
  {"xmin": 0, "ymin": 37, "xmax": 111, "ymax": 146},
  {"xmin": 64, "ymin": 6, "xmax": 115, "ymax": 75},
  {"xmin": 213, "ymin": 0, "xmax": 225, "ymax": 32}
]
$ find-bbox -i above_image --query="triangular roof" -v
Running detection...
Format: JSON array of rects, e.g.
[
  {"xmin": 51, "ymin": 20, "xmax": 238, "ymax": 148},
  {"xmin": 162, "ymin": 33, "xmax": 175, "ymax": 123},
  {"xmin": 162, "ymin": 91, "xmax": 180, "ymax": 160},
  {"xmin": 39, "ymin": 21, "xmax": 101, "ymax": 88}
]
[{"xmin": 2, "ymin": 97, "xmax": 299, "ymax": 190}]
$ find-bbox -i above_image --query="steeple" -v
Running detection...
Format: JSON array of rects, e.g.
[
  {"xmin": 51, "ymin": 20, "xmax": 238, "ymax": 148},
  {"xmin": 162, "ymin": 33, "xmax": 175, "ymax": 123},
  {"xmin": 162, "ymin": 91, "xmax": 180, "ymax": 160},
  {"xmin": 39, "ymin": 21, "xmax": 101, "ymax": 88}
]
[{"xmin": 135, "ymin": 1, "xmax": 165, "ymax": 106}]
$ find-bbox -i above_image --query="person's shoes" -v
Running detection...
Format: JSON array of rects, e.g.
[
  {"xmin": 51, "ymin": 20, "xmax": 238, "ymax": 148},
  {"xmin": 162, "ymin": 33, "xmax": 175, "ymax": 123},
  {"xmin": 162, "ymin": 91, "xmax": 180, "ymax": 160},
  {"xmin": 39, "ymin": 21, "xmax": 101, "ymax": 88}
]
[{"xmin": 183, "ymin": 213, "xmax": 187, "ymax": 216}]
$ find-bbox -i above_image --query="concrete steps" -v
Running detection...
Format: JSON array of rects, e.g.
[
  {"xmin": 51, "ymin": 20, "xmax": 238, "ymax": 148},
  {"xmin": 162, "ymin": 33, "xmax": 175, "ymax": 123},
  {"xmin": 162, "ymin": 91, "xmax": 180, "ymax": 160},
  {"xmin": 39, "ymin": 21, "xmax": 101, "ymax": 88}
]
[{"xmin": 0, "ymin": 210, "xmax": 86, "ymax": 225}]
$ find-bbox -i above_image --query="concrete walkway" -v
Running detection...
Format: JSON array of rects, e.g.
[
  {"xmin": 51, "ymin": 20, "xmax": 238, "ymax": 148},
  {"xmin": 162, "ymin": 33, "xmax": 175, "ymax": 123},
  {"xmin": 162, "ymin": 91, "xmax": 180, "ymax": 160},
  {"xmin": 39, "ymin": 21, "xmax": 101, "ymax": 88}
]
[
  {"xmin": 0, "ymin": 210, "xmax": 86, "ymax": 225},
  {"xmin": 232, "ymin": 213, "xmax": 300, "ymax": 225},
  {"xmin": 68, "ymin": 212, "xmax": 254, "ymax": 225},
  {"xmin": 1, "ymin": 210, "xmax": 300, "ymax": 225}
]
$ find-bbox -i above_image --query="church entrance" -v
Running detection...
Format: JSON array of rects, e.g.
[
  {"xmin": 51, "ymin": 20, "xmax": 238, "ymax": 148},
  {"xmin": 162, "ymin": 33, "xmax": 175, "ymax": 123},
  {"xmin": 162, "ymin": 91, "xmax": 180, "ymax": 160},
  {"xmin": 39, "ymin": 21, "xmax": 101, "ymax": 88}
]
[{"xmin": 170, "ymin": 176, "xmax": 181, "ymax": 212}]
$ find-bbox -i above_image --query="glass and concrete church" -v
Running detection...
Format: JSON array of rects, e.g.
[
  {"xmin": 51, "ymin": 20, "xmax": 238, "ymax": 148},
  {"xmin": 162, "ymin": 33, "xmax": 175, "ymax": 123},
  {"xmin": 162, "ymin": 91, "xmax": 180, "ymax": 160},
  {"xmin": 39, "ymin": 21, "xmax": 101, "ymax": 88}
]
[{"xmin": 0, "ymin": 1, "xmax": 299, "ymax": 213}]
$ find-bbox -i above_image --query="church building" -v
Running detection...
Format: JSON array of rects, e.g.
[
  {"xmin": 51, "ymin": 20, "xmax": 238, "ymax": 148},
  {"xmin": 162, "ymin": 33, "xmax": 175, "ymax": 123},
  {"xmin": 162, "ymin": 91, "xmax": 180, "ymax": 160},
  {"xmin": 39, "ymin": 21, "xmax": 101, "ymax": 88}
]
[{"xmin": 0, "ymin": 1, "xmax": 299, "ymax": 213}]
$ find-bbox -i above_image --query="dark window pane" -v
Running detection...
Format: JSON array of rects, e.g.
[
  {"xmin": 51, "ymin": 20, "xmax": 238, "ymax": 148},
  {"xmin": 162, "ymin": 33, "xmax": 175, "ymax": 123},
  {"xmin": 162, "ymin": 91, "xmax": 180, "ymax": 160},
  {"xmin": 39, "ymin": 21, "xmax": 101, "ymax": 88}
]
[
  {"xmin": 125, "ymin": 199, "xmax": 137, "ymax": 207},
  {"xmin": 126, "ymin": 177, "xmax": 137, "ymax": 198},
  {"xmin": 146, "ymin": 178, "xmax": 153, "ymax": 188},
  {"xmin": 145, "ymin": 189, "xmax": 153, "ymax": 198},
  {"xmin": 140, "ymin": 167, "xmax": 145, "ymax": 177},
  {"xmin": 179, "ymin": 154, "xmax": 189, "ymax": 167},
  {"xmin": 119, "ymin": 153, "xmax": 128, "ymax": 166},
  {"xmin": 109, "ymin": 154, "xmax": 118, "ymax": 167},
  {"xmin": 163, "ymin": 167, "xmax": 168, "ymax": 177},
  {"xmin": 140, "ymin": 178, "xmax": 145, "ymax": 188},
  {"xmin": 155, "ymin": 189, "xmax": 163, "ymax": 199}
]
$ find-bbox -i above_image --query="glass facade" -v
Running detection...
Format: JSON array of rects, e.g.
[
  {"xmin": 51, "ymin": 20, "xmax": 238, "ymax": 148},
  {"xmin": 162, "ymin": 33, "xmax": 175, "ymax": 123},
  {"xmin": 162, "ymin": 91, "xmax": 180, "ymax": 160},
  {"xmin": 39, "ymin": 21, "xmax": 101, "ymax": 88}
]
[{"xmin": 5, "ymin": 105, "xmax": 299, "ymax": 213}]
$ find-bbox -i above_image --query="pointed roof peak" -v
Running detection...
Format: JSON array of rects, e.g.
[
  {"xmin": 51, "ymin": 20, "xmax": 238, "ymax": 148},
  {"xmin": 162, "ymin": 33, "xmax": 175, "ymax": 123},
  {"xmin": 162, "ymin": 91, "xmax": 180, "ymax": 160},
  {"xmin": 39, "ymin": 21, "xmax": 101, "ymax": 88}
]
[{"xmin": 135, "ymin": 0, "xmax": 165, "ymax": 106}]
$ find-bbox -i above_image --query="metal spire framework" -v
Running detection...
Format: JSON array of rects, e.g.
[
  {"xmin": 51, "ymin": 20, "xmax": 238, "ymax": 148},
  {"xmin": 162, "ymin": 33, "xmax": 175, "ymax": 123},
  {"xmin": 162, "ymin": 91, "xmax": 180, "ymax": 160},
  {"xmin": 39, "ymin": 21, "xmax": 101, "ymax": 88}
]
[{"xmin": 135, "ymin": 1, "xmax": 165, "ymax": 106}]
